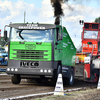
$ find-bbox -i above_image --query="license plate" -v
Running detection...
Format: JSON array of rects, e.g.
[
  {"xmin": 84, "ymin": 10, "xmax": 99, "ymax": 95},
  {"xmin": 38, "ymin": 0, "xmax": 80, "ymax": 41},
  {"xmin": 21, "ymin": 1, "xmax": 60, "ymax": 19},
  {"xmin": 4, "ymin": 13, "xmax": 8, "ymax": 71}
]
[{"xmin": 20, "ymin": 61, "xmax": 39, "ymax": 67}]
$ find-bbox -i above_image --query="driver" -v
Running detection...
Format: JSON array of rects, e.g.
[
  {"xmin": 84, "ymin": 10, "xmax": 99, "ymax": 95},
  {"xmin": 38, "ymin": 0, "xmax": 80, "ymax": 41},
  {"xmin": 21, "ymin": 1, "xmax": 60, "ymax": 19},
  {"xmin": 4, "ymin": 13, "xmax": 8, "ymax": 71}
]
[{"xmin": 91, "ymin": 33, "xmax": 97, "ymax": 38}]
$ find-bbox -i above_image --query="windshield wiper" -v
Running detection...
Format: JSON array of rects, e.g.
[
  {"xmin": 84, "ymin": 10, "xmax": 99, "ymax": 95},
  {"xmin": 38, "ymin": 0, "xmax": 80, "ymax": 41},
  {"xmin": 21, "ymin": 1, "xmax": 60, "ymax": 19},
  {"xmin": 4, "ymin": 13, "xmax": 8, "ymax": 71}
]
[{"xmin": 19, "ymin": 30, "xmax": 24, "ymax": 40}]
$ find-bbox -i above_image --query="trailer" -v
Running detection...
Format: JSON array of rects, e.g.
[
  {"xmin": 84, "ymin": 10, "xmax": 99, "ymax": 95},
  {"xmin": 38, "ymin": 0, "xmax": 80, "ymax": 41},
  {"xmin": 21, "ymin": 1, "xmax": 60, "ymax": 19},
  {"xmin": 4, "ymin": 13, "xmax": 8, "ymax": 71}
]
[
  {"xmin": 4, "ymin": 22, "xmax": 76, "ymax": 85},
  {"xmin": 75, "ymin": 22, "xmax": 100, "ymax": 82}
]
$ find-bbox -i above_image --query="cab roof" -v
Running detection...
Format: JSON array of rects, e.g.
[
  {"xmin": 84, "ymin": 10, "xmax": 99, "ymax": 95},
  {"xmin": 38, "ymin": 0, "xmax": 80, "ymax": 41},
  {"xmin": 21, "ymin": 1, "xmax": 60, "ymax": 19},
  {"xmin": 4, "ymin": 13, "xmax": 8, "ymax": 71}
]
[{"xmin": 8, "ymin": 23, "xmax": 57, "ymax": 30}]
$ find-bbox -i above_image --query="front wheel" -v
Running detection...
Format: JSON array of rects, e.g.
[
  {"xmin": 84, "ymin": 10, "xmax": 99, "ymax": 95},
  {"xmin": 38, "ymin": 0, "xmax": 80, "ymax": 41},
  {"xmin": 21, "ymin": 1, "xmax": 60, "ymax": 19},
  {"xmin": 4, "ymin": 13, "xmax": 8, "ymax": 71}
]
[
  {"xmin": 11, "ymin": 74, "xmax": 21, "ymax": 84},
  {"xmin": 64, "ymin": 67, "xmax": 74, "ymax": 85},
  {"xmin": 52, "ymin": 63, "xmax": 62, "ymax": 85}
]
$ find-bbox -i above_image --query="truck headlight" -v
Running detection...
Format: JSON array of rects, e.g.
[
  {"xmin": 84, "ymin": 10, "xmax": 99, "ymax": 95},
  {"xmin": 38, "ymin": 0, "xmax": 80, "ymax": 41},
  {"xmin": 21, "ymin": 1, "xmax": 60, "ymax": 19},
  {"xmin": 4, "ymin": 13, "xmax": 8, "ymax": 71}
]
[
  {"xmin": 44, "ymin": 69, "xmax": 47, "ymax": 73},
  {"xmin": 11, "ymin": 68, "xmax": 14, "ymax": 71},
  {"xmin": 48, "ymin": 70, "xmax": 51, "ymax": 73},
  {"xmin": 40, "ymin": 69, "xmax": 43, "ymax": 73},
  {"xmin": 7, "ymin": 68, "xmax": 10, "ymax": 71},
  {"xmin": 15, "ymin": 68, "xmax": 18, "ymax": 71}
]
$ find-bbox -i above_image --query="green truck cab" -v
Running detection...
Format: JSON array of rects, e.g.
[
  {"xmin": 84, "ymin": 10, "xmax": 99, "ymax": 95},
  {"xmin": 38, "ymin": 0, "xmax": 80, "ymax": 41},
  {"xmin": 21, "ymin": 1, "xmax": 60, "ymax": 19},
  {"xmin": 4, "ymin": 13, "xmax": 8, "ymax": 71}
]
[{"xmin": 5, "ymin": 23, "xmax": 76, "ymax": 85}]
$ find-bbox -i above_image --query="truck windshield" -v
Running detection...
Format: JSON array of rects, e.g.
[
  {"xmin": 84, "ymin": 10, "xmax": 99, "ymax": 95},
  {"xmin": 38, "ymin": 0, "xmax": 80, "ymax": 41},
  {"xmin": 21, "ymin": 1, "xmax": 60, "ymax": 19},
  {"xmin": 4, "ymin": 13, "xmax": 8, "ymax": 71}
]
[
  {"xmin": 84, "ymin": 30, "xmax": 98, "ymax": 39},
  {"xmin": 10, "ymin": 28, "xmax": 54, "ymax": 42}
]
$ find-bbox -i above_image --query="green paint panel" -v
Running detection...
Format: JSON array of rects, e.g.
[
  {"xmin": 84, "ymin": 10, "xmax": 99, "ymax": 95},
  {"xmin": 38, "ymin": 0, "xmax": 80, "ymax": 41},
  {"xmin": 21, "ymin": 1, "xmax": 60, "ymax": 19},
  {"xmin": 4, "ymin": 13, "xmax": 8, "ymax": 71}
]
[
  {"xmin": 62, "ymin": 27, "xmax": 76, "ymax": 67},
  {"xmin": 10, "ymin": 42, "xmax": 52, "ymax": 61},
  {"xmin": 54, "ymin": 27, "xmax": 76, "ymax": 67}
]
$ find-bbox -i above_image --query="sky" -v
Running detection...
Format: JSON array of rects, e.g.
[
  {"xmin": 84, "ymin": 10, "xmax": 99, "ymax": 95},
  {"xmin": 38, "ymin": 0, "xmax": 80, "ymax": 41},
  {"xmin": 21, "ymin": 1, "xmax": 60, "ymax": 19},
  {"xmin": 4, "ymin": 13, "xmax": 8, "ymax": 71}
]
[{"xmin": 0, "ymin": 0, "xmax": 100, "ymax": 49}]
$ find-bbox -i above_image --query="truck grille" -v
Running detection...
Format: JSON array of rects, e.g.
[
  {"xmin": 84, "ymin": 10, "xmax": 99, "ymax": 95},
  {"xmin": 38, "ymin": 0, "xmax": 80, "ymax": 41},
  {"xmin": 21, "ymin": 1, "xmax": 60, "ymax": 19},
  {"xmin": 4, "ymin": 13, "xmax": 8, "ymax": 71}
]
[{"xmin": 13, "ymin": 50, "xmax": 48, "ymax": 60}]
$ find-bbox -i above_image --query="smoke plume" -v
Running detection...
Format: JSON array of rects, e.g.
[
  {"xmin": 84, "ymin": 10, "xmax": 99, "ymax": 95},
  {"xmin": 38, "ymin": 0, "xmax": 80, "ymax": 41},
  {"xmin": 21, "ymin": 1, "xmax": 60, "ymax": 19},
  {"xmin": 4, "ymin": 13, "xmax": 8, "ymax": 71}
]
[
  {"xmin": 51, "ymin": 0, "xmax": 92, "ymax": 25},
  {"xmin": 51, "ymin": 0, "xmax": 68, "ymax": 25}
]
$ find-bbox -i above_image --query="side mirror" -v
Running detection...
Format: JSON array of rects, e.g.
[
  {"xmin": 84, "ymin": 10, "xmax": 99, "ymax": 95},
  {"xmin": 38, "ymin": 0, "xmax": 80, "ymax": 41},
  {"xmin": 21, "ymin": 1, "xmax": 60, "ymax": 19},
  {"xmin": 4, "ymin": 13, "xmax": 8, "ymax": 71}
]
[
  {"xmin": 4, "ymin": 30, "xmax": 7, "ymax": 41},
  {"xmin": 58, "ymin": 33, "xmax": 63, "ymax": 40}
]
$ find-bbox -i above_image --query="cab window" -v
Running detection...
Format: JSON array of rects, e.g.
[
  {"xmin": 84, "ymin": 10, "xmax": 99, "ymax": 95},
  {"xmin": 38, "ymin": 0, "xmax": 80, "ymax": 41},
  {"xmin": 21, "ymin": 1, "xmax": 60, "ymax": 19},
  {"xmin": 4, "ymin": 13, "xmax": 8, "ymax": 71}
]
[{"xmin": 84, "ymin": 30, "xmax": 98, "ymax": 39}]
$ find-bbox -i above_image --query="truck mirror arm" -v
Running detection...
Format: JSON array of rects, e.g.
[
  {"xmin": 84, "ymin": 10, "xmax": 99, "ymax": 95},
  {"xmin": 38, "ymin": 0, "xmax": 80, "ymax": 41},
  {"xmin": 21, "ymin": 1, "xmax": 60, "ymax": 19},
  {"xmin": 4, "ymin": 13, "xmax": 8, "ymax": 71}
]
[
  {"xmin": 58, "ymin": 33, "xmax": 63, "ymax": 40},
  {"xmin": 4, "ymin": 30, "xmax": 7, "ymax": 42},
  {"xmin": 4, "ymin": 25, "xmax": 9, "ymax": 42},
  {"xmin": 55, "ymin": 40, "xmax": 62, "ymax": 45},
  {"xmin": 55, "ymin": 42, "xmax": 58, "ymax": 45}
]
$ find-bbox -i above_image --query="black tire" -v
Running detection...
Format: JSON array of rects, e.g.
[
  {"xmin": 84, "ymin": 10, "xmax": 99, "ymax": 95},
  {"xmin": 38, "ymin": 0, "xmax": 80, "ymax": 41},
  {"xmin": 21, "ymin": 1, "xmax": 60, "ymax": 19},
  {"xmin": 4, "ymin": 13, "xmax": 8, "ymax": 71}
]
[
  {"xmin": 52, "ymin": 63, "xmax": 62, "ymax": 85},
  {"xmin": 57, "ymin": 64, "xmax": 62, "ymax": 76},
  {"xmin": 11, "ymin": 74, "xmax": 21, "ymax": 84},
  {"xmin": 64, "ymin": 67, "xmax": 74, "ymax": 85}
]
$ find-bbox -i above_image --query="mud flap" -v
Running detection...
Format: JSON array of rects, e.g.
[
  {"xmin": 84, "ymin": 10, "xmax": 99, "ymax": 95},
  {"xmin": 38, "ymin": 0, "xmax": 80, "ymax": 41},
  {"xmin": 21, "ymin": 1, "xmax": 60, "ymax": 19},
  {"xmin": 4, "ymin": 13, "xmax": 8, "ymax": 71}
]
[{"xmin": 84, "ymin": 64, "xmax": 90, "ymax": 78}]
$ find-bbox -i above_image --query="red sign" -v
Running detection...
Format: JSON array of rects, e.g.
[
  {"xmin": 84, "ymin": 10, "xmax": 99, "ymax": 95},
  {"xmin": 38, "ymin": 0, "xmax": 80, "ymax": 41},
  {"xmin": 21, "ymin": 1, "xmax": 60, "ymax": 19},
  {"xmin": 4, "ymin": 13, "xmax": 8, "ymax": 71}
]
[
  {"xmin": 84, "ymin": 23, "xmax": 99, "ymax": 29},
  {"xmin": 89, "ymin": 24, "xmax": 92, "ymax": 29},
  {"xmin": 82, "ymin": 41, "xmax": 98, "ymax": 55}
]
